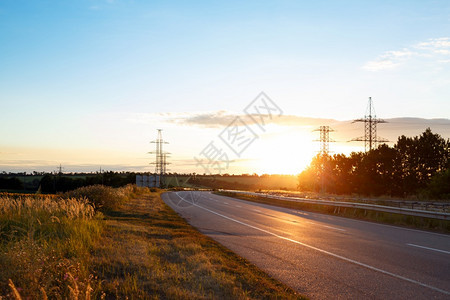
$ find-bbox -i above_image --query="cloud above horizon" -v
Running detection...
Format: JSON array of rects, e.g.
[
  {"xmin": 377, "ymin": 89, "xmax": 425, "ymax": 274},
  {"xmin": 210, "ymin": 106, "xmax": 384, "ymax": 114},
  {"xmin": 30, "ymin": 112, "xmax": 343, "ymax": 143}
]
[
  {"xmin": 160, "ymin": 111, "xmax": 450, "ymax": 129},
  {"xmin": 116, "ymin": 110, "xmax": 450, "ymax": 149},
  {"xmin": 363, "ymin": 37, "xmax": 450, "ymax": 71},
  {"xmin": 162, "ymin": 111, "xmax": 338, "ymax": 128},
  {"xmin": 157, "ymin": 111, "xmax": 450, "ymax": 146}
]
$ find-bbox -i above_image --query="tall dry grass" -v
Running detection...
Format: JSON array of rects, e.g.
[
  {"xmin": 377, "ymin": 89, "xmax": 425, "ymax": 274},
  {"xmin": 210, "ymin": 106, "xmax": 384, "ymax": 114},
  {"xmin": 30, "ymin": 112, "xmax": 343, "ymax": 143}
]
[
  {"xmin": 0, "ymin": 194, "xmax": 94, "ymax": 219},
  {"xmin": 0, "ymin": 185, "xmax": 151, "ymax": 298},
  {"xmin": 0, "ymin": 193, "xmax": 101, "ymax": 299},
  {"xmin": 64, "ymin": 184, "xmax": 148, "ymax": 210}
]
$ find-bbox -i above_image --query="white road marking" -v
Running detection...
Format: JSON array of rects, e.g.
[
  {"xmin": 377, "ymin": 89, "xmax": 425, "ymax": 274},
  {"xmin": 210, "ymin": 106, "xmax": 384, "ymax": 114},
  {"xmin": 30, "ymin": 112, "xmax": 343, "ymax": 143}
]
[
  {"xmin": 322, "ymin": 225, "xmax": 346, "ymax": 232},
  {"xmin": 291, "ymin": 210, "xmax": 309, "ymax": 216},
  {"xmin": 252, "ymin": 209, "xmax": 262, "ymax": 213},
  {"xmin": 174, "ymin": 192, "xmax": 450, "ymax": 296},
  {"xmin": 407, "ymin": 244, "xmax": 450, "ymax": 255},
  {"xmin": 305, "ymin": 221, "xmax": 346, "ymax": 232},
  {"xmin": 224, "ymin": 202, "xmax": 229, "ymax": 204}
]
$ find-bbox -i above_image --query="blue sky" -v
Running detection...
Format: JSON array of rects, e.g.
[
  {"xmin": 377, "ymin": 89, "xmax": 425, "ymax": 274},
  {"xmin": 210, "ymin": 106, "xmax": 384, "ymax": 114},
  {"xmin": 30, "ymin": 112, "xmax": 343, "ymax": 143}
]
[{"xmin": 1, "ymin": 0, "xmax": 450, "ymax": 174}]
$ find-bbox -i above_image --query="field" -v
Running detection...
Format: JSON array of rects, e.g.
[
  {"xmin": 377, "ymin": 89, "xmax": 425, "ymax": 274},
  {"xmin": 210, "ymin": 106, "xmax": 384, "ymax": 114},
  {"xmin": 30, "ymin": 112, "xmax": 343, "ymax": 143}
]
[{"xmin": 0, "ymin": 186, "xmax": 303, "ymax": 299}]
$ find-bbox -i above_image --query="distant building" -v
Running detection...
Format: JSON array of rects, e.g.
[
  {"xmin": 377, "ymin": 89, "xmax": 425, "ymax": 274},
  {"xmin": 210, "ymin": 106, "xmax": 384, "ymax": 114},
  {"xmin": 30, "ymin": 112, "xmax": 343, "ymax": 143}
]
[{"xmin": 136, "ymin": 174, "xmax": 160, "ymax": 188}]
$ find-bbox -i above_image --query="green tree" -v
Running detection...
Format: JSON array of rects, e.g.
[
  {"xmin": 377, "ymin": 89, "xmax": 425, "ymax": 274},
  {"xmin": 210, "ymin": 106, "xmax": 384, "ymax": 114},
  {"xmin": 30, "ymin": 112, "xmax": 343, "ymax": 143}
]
[
  {"xmin": 298, "ymin": 128, "xmax": 450, "ymax": 197},
  {"xmin": 395, "ymin": 128, "xmax": 450, "ymax": 194},
  {"xmin": 426, "ymin": 169, "xmax": 450, "ymax": 199}
]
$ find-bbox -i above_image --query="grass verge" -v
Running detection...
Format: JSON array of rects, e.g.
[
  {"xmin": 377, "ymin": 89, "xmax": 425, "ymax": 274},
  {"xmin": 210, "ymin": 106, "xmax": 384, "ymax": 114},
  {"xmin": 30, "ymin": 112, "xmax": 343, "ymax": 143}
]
[
  {"xmin": 216, "ymin": 192, "xmax": 450, "ymax": 234},
  {"xmin": 0, "ymin": 185, "xmax": 147, "ymax": 298},
  {"xmin": 90, "ymin": 191, "xmax": 304, "ymax": 299},
  {"xmin": 0, "ymin": 193, "xmax": 103, "ymax": 298}
]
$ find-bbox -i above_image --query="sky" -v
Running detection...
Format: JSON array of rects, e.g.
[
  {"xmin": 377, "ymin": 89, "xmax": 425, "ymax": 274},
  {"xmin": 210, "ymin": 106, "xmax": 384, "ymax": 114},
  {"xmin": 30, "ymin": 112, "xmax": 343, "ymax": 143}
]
[{"xmin": 1, "ymin": 0, "xmax": 450, "ymax": 174}]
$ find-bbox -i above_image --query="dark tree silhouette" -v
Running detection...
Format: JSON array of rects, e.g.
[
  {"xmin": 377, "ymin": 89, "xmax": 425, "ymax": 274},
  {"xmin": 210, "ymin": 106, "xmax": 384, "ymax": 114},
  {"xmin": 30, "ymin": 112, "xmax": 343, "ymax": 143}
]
[{"xmin": 298, "ymin": 128, "xmax": 450, "ymax": 198}]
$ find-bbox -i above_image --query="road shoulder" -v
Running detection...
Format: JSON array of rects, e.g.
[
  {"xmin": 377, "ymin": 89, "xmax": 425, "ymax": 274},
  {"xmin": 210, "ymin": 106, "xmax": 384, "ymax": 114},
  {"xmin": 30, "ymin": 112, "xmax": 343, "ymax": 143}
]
[{"xmin": 90, "ymin": 191, "xmax": 304, "ymax": 299}]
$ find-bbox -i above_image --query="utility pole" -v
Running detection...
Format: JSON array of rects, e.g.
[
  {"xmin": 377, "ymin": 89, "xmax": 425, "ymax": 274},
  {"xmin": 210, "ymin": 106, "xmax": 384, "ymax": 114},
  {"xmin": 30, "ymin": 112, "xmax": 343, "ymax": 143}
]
[
  {"xmin": 149, "ymin": 129, "xmax": 170, "ymax": 187},
  {"xmin": 350, "ymin": 97, "xmax": 388, "ymax": 152}
]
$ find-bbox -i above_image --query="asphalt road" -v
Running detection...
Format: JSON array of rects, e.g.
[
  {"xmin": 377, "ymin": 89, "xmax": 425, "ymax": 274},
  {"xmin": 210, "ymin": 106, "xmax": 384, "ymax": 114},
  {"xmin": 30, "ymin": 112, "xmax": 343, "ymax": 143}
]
[{"xmin": 162, "ymin": 191, "xmax": 450, "ymax": 299}]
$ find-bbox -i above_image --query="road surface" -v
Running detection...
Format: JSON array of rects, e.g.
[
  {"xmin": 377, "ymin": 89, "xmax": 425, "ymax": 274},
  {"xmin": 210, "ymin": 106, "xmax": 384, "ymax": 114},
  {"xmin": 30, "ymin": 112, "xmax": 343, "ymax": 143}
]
[{"xmin": 162, "ymin": 191, "xmax": 450, "ymax": 299}]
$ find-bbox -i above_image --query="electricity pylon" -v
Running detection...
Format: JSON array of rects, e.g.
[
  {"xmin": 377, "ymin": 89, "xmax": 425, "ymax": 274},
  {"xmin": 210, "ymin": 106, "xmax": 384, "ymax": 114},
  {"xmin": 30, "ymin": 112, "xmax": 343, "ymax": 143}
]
[
  {"xmin": 350, "ymin": 97, "xmax": 388, "ymax": 151},
  {"xmin": 149, "ymin": 129, "xmax": 170, "ymax": 187},
  {"xmin": 314, "ymin": 126, "xmax": 335, "ymax": 155},
  {"xmin": 313, "ymin": 126, "xmax": 335, "ymax": 194}
]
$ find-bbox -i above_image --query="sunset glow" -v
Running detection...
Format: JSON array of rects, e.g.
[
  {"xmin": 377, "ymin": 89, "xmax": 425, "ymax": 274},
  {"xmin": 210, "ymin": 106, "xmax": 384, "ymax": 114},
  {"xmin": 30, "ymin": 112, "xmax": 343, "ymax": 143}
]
[
  {"xmin": 247, "ymin": 129, "xmax": 316, "ymax": 175},
  {"xmin": 1, "ymin": 1, "xmax": 450, "ymax": 174}
]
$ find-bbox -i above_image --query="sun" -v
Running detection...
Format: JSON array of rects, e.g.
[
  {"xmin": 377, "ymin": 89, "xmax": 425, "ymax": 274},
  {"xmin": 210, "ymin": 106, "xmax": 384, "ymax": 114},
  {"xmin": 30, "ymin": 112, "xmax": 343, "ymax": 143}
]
[{"xmin": 245, "ymin": 128, "xmax": 316, "ymax": 175}]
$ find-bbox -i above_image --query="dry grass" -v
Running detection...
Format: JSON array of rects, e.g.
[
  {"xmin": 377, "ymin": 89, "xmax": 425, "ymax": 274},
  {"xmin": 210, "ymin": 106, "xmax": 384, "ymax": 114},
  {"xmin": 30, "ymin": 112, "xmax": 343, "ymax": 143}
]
[
  {"xmin": 0, "ymin": 195, "xmax": 95, "ymax": 219},
  {"xmin": 0, "ymin": 185, "xmax": 148, "ymax": 298},
  {"xmin": 0, "ymin": 192, "xmax": 102, "ymax": 299},
  {"xmin": 0, "ymin": 192, "xmax": 58, "ymax": 199},
  {"xmin": 1, "ymin": 187, "xmax": 303, "ymax": 299},
  {"xmin": 63, "ymin": 184, "xmax": 144, "ymax": 211},
  {"xmin": 90, "ymin": 191, "xmax": 303, "ymax": 299}
]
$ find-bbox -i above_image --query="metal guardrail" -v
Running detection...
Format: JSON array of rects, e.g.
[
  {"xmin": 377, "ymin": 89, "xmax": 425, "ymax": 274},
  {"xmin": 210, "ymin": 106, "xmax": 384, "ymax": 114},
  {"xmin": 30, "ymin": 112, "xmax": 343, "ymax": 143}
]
[
  {"xmin": 219, "ymin": 190, "xmax": 450, "ymax": 221},
  {"xmin": 265, "ymin": 192, "xmax": 450, "ymax": 212}
]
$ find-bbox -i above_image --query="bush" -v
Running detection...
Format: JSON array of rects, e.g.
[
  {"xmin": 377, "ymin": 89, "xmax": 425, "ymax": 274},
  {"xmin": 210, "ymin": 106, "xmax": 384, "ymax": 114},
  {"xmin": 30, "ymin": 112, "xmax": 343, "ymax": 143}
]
[
  {"xmin": 63, "ymin": 184, "xmax": 149, "ymax": 211},
  {"xmin": 64, "ymin": 185, "xmax": 128, "ymax": 210},
  {"xmin": 424, "ymin": 169, "xmax": 450, "ymax": 200},
  {"xmin": 0, "ymin": 177, "xmax": 23, "ymax": 190}
]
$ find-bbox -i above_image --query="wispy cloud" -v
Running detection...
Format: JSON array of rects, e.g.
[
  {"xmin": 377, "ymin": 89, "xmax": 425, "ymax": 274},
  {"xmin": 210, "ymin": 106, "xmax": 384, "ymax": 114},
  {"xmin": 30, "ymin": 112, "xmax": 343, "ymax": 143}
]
[
  {"xmin": 162, "ymin": 111, "xmax": 337, "ymax": 128},
  {"xmin": 363, "ymin": 58, "xmax": 402, "ymax": 71},
  {"xmin": 160, "ymin": 111, "xmax": 450, "ymax": 143},
  {"xmin": 363, "ymin": 37, "xmax": 450, "ymax": 71},
  {"xmin": 416, "ymin": 37, "xmax": 450, "ymax": 52},
  {"xmin": 111, "ymin": 110, "xmax": 450, "ymax": 153},
  {"xmin": 168, "ymin": 111, "xmax": 237, "ymax": 128}
]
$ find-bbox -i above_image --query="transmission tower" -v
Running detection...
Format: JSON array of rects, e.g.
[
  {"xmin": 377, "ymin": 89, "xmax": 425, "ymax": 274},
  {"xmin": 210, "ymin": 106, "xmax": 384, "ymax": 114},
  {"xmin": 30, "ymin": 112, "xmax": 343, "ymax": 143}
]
[
  {"xmin": 314, "ymin": 126, "xmax": 335, "ymax": 155},
  {"xmin": 350, "ymin": 97, "xmax": 388, "ymax": 152},
  {"xmin": 56, "ymin": 164, "xmax": 64, "ymax": 175},
  {"xmin": 312, "ymin": 126, "xmax": 334, "ymax": 194},
  {"xmin": 149, "ymin": 129, "xmax": 170, "ymax": 187}
]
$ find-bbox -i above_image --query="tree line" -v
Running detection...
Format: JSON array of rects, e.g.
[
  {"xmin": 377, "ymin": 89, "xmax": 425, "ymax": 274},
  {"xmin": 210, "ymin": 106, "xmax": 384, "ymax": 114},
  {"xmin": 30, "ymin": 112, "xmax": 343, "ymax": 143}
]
[
  {"xmin": 298, "ymin": 128, "xmax": 450, "ymax": 199},
  {"xmin": 0, "ymin": 172, "xmax": 137, "ymax": 193},
  {"xmin": 39, "ymin": 171, "xmax": 137, "ymax": 193}
]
